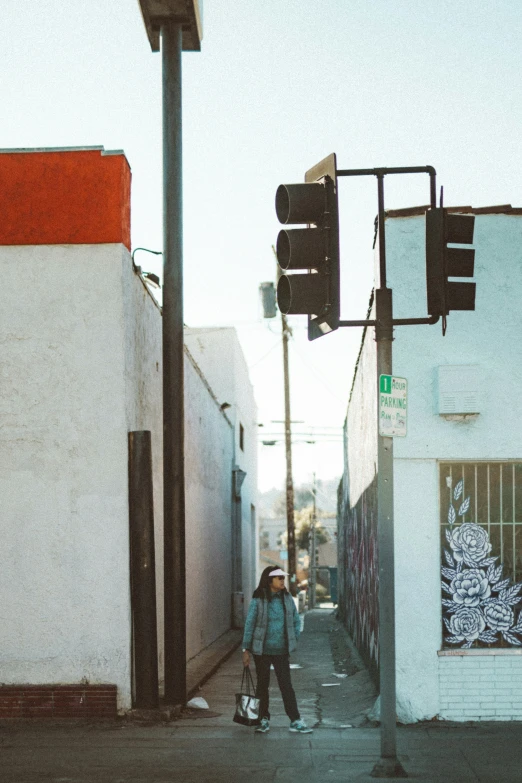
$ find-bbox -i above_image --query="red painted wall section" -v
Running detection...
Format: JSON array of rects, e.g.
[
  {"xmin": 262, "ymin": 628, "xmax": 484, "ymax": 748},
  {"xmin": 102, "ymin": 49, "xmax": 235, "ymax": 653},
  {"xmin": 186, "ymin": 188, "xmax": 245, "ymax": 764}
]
[{"xmin": 0, "ymin": 148, "xmax": 131, "ymax": 250}]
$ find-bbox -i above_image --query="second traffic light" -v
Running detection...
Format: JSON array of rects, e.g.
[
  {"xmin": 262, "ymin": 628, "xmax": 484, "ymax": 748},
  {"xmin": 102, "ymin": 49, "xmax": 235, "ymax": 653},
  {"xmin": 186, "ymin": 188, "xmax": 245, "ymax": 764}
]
[
  {"xmin": 426, "ymin": 207, "xmax": 476, "ymax": 326},
  {"xmin": 275, "ymin": 153, "xmax": 340, "ymax": 341}
]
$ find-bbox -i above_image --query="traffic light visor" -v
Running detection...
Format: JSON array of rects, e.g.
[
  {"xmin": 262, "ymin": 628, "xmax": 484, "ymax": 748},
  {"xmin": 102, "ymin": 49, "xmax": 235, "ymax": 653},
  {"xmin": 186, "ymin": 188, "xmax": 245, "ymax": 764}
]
[
  {"xmin": 276, "ymin": 228, "xmax": 325, "ymax": 271},
  {"xmin": 446, "ymin": 282, "xmax": 476, "ymax": 311},
  {"xmin": 275, "ymin": 183, "xmax": 325, "ymax": 225},
  {"xmin": 277, "ymin": 273, "xmax": 327, "ymax": 315},
  {"xmin": 447, "ymin": 248, "xmax": 475, "ymax": 277},
  {"xmin": 446, "ymin": 213, "xmax": 474, "ymax": 244}
]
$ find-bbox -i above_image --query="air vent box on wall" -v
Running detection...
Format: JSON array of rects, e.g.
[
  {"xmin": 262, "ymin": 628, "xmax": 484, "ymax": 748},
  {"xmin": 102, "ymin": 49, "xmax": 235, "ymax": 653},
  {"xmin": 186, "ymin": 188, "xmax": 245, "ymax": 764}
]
[{"xmin": 437, "ymin": 365, "xmax": 479, "ymax": 415}]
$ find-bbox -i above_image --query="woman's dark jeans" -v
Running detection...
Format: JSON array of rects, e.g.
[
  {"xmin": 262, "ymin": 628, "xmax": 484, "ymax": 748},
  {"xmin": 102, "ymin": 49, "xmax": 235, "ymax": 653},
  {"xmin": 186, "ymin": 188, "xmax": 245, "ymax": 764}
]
[{"xmin": 253, "ymin": 654, "xmax": 300, "ymax": 722}]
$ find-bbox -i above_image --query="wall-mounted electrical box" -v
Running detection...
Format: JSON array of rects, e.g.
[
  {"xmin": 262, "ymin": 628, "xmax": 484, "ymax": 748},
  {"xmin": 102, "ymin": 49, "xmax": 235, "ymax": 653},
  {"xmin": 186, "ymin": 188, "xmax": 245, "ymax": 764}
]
[{"xmin": 437, "ymin": 365, "xmax": 479, "ymax": 415}]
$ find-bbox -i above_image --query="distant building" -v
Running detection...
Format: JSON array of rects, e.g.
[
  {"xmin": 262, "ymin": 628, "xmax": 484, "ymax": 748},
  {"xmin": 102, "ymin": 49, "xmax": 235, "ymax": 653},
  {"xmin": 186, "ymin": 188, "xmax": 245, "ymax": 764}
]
[
  {"xmin": 317, "ymin": 541, "xmax": 338, "ymax": 568},
  {"xmin": 258, "ymin": 513, "xmax": 336, "ymax": 583},
  {"xmin": 184, "ymin": 327, "xmax": 258, "ymax": 620},
  {"xmin": 258, "ymin": 516, "xmax": 286, "ymax": 552}
]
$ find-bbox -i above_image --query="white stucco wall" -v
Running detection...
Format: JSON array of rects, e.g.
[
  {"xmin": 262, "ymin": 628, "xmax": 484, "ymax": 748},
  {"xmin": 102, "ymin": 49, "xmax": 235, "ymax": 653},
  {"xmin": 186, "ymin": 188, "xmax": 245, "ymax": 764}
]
[
  {"xmin": 393, "ymin": 457, "xmax": 441, "ymax": 721},
  {"xmin": 230, "ymin": 334, "xmax": 259, "ymax": 605},
  {"xmin": 184, "ymin": 351, "xmax": 234, "ymax": 658},
  {"xmin": 386, "ymin": 212, "xmax": 522, "ymax": 721},
  {"xmin": 122, "ymin": 263, "xmax": 164, "ymax": 681},
  {"xmin": 387, "ymin": 213, "xmax": 522, "ymax": 461},
  {"xmin": 121, "ymin": 265, "xmax": 236, "ymax": 670},
  {"xmin": 0, "ymin": 243, "xmax": 132, "ymax": 710},
  {"xmin": 346, "ymin": 315, "xmax": 378, "ymax": 508},
  {"xmin": 184, "ymin": 328, "xmax": 259, "ymax": 611},
  {"xmin": 1, "ymin": 244, "xmax": 244, "ymax": 711}
]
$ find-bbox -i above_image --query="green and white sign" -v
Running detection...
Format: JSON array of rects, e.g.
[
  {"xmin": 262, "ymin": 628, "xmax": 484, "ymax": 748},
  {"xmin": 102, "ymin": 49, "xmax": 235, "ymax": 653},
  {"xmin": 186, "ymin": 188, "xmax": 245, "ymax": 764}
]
[{"xmin": 379, "ymin": 375, "xmax": 407, "ymax": 437}]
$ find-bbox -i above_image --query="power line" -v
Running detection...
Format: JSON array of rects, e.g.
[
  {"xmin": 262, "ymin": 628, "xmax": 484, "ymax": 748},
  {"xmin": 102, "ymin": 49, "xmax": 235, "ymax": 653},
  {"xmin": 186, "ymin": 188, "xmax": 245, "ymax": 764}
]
[
  {"xmin": 289, "ymin": 339, "xmax": 347, "ymax": 406},
  {"xmin": 248, "ymin": 338, "xmax": 282, "ymax": 370}
]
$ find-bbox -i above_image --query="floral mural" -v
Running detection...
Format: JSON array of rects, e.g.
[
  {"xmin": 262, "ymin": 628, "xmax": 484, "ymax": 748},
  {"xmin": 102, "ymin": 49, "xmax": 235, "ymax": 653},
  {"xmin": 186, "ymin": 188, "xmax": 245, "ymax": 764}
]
[{"xmin": 442, "ymin": 479, "xmax": 522, "ymax": 648}]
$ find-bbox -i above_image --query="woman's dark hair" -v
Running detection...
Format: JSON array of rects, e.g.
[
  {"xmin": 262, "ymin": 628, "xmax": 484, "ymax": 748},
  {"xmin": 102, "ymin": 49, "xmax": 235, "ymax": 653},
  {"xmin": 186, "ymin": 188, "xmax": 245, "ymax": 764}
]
[{"xmin": 253, "ymin": 566, "xmax": 288, "ymax": 599}]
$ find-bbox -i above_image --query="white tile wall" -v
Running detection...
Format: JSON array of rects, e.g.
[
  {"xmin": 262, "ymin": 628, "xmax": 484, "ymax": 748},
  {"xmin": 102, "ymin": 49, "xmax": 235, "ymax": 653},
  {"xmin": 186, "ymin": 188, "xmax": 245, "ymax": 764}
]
[{"xmin": 439, "ymin": 653, "xmax": 522, "ymax": 720}]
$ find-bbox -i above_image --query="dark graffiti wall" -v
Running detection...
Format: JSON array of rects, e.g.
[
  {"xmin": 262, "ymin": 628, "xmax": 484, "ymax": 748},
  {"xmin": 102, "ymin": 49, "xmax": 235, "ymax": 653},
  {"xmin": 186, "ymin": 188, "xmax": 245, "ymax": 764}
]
[
  {"xmin": 337, "ymin": 312, "xmax": 379, "ymax": 682},
  {"xmin": 338, "ymin": 471, "xmax": 379, "ymax": 682}
]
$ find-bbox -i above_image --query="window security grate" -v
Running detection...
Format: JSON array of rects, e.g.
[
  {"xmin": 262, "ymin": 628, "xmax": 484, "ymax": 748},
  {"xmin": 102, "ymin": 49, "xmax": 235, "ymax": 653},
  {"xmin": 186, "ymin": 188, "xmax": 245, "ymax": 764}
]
[{"xmin": 440, "ymin": 462, "xmax": 522, "ymax": 649}]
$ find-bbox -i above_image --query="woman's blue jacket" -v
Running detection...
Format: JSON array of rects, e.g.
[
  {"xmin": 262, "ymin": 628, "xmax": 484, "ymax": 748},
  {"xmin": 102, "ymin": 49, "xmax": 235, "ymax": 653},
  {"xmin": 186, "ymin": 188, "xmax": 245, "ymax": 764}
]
[{"xmin": 242, "ymin": 591, "xmax": 300, "ymax": 655}]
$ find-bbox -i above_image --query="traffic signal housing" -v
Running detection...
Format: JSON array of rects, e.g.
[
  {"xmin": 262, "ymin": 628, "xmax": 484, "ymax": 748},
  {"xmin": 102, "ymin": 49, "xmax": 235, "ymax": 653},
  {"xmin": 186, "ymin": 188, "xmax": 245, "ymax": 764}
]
[
  {"xmin": 426, "ymin": 208, "xmax": 476, "ymax": 325},
  {"xmin": 275, "ymin": 153, "xmax": 340, "ymax": 341}
]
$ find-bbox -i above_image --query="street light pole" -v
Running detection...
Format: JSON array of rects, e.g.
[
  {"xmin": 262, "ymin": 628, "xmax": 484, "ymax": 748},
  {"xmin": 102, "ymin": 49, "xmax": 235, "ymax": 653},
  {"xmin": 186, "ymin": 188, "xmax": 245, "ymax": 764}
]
[
  {"xmin": 138, "ymin": 0, "xmax": 202, "ymax": 712},
  {"xmin": 161, "ymin": 20, "xmax": 186, "ymax": 708}
]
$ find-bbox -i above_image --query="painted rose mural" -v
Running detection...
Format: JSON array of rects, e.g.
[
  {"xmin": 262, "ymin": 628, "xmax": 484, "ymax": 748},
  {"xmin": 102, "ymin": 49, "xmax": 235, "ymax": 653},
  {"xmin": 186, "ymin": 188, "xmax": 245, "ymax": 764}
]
[{"xmin": 442, "ymin": 480, "xmax": 522, "ymax": 648}]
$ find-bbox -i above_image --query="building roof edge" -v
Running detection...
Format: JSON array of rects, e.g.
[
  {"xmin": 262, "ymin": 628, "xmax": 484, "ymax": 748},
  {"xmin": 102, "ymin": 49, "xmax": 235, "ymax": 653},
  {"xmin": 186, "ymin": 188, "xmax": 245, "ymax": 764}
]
[{"xmin": 386, "ymin": 204, "xmax": 521, "ymax": 218}]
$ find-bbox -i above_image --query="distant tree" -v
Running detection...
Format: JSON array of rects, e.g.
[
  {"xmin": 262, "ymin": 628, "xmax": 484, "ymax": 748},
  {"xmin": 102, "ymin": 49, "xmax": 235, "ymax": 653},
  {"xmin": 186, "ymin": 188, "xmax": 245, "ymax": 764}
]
[
  {"xmin": 261, "ymin": 478, "xmax": 340, "ymax": 519},
  {"xmin": 272, "ymin": 485, "xmax": 318, "ymax": 517},
  {"xmin": 272, "ymin": 493, "xmax": 287, "ymax": 518},
  {"xmin": 294, "ymin": 487, "xmax": 314, "ymax": 510},
  {"xmin": 294, "ymin": 507, "xmax": 330, "ymax": 551}
]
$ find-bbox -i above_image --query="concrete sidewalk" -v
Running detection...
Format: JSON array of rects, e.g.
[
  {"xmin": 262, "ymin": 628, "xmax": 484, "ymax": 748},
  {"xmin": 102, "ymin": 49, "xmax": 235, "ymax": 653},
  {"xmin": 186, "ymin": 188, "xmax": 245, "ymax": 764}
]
[{"xmin": 2, "ymin": 610, "xmax": 522, "ymax": 782}]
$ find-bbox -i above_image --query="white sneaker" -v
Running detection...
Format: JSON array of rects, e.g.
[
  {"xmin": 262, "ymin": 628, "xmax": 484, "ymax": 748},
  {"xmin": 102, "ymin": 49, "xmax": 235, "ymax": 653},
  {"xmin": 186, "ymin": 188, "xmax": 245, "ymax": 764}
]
[
  {"xmin": 255, "ymin": 717, "xmax": 270, "ymax": 733},
  {"xmin": 289, "ymin": 719, "xmax": 313, "ymax": 734}
]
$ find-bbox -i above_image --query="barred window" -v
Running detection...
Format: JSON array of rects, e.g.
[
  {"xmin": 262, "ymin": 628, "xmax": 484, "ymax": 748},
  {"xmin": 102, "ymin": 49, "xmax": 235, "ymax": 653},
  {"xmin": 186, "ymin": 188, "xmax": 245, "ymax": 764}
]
[{"xmin": 440, "ymin": 462, "xmax": 522, "ymax": 649}]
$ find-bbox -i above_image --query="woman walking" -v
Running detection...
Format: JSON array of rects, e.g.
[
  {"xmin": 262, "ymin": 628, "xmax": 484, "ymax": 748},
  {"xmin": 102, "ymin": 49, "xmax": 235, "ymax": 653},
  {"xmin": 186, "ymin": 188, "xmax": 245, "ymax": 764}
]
[{"xmin": 241, "ymin": 566, "xmax": 313, "ymax": 734}]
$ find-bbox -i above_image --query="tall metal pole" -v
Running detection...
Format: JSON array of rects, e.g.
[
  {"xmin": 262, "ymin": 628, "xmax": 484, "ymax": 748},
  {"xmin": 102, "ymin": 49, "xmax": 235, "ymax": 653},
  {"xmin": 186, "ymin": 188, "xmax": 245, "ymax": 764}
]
[
  {"xmin": 371, "ymin": 176, "xmax": 406, "ymax": 778},
  {"xmin": 162, "ymin": 20, "xmax": 186, "ymax": 707},
  {"xmin": 282, "ymin": 312, "xmax": 297, "ymax": 596}
]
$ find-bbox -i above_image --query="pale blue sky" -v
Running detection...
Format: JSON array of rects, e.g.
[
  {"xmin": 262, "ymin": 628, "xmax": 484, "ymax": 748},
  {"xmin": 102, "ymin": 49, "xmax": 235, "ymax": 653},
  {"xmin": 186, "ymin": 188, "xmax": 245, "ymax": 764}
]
[{"xmin": 2, "ymin": 1, "xmax": 521, "ymax": 490}]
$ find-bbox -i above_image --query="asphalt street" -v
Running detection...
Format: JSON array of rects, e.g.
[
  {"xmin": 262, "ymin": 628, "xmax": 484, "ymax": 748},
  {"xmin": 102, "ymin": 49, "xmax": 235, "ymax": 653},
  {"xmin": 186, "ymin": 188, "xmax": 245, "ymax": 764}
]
[{"xmin": 3, "ymin": 610, "xmax": 522, "ymax": 782}]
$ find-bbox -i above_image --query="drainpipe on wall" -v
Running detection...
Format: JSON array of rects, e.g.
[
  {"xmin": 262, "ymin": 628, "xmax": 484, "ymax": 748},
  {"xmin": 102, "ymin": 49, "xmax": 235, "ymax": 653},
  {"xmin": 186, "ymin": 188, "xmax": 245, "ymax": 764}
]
[{"xmin": 128, "ymin": 431, "xmax": 159, "ymax": 709}]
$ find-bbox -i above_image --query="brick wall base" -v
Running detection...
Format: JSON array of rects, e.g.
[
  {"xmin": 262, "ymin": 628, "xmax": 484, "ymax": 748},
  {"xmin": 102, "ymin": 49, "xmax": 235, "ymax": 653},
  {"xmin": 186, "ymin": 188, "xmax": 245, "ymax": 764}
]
[
  {"xmin": 0, "ymin": 685, "xmax": 117, "ymax": 718},
  {"xmin": 439, "ymin": 651, "xmax": 522, "ymax": 721}
]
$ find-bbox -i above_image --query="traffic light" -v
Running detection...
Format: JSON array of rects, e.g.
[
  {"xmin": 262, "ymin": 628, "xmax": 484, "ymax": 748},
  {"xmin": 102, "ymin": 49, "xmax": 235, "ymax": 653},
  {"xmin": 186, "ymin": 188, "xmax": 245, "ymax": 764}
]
[
  {"xmin": 426, "ymin": 208, "xmax": 476, "ymax": 326},
  {"xmin": 275, "ymin": 153, "xmax": 340, "ymax": 341}
]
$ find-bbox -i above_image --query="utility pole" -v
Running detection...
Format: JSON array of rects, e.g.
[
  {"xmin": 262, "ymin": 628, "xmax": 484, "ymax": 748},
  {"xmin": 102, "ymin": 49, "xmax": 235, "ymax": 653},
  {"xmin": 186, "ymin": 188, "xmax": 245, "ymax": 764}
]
[
  {"xmin": 268, "ymin": 247, "xmax": 297, "ymax": 597},
  {"xmin": 282, "ymin": 310, "xmax": 297, "ymax": 596},
  {"xmin": 309, "ymin": 473, "xmax": 317, "ymax": 609}
]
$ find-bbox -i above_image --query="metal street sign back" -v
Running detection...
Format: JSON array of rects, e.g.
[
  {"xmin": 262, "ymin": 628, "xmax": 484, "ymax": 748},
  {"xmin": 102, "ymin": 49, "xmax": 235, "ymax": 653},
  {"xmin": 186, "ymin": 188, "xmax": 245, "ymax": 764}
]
[{"xmin": 379, "ymin": 375, "xmax": 407, "ymax": 437}]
